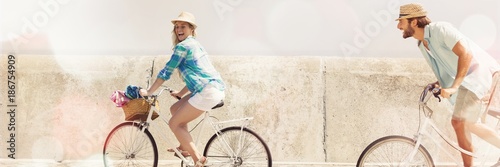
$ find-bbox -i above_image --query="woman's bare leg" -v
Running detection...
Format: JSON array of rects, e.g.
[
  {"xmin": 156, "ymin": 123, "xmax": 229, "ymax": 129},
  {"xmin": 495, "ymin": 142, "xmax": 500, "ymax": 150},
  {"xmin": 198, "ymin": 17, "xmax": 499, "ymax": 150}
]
[{"xmin": 169, "ymin": 100, "xmax": 205, "ymax": 162}]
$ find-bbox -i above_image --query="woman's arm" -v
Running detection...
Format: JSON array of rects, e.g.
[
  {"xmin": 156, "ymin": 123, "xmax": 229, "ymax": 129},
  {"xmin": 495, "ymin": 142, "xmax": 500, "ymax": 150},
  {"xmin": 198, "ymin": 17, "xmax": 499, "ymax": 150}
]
[
  {"xmin": 171, "ymin": 86, "xmax": 189, "ymax": 98},
  {"xmin": 140, "ymin": 78, "xmax": 165, "ymax": 96}
]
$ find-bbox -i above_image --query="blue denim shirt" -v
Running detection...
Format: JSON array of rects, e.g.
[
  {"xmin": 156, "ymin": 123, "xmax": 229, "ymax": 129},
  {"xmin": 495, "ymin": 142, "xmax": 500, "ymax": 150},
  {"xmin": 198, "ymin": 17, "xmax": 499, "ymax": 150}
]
[{"xmin": 419, "ymin": 22, "xmax": 500, "ymax": 104}]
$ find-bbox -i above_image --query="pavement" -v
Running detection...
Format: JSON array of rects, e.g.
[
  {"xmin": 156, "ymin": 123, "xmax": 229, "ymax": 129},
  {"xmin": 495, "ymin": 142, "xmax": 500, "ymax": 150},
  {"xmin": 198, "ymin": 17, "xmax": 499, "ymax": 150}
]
[
  {"xmin": 0, "ymin": 159, "xmax": 355, "ymax": 167},
  {"xmin": 0, "ymin": 159, "xmax": 178, "ymax": 167}
]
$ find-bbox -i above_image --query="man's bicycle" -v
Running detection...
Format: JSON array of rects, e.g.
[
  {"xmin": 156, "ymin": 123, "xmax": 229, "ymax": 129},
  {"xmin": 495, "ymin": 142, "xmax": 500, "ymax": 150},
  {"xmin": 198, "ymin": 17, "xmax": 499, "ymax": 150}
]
[
  {"xmin": 356, "ymin": 85, "xmax": 500, "ymax": 166},
  {"xmin": 102, "ymin": 85, "xmax": 272, "ymax": 167}
]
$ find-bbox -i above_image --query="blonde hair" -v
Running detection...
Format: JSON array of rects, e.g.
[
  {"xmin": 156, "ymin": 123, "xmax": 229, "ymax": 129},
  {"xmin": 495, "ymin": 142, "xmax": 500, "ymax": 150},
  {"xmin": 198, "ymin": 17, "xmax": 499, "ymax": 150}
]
[{"xmin": 171, "ymin": 22, "xmax": 196, "ymax": 49}]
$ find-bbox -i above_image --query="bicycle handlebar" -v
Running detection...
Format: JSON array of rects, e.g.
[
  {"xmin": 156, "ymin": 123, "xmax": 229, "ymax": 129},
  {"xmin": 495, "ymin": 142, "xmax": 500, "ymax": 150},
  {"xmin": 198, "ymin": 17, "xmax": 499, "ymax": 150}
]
[
  {"xmin": 144, "ymin": 86, "xmax": 181, "ymax": 101},
  {"xmin": 421, "ymin": 84, "xmax": 442, "ymax": 102}
]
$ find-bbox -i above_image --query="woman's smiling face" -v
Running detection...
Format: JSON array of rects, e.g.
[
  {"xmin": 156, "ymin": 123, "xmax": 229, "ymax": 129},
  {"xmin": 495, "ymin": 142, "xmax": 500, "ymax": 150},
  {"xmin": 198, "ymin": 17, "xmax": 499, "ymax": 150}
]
[{"xmin": 174, "ymin": 21, "xmax": 194, "ymax": 41}]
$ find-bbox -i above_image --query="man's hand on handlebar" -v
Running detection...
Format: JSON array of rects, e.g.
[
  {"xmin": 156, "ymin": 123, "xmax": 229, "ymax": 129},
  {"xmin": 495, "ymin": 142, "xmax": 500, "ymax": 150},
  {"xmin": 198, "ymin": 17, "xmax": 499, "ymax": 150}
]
[
  {"xmin": 426, "ymin": 81, "xmax": 455, "ymax": 100},
  {"xmin": 440, "ymin": 88, "xmax": 457, "ymax": 99}
]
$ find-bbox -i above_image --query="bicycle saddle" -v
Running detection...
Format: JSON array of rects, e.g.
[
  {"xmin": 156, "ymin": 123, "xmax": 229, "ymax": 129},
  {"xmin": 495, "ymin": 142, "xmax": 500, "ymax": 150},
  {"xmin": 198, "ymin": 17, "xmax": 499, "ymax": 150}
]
[{"xmin": 211, "ymin": 100, "xmax": 224, "ymax": 109}]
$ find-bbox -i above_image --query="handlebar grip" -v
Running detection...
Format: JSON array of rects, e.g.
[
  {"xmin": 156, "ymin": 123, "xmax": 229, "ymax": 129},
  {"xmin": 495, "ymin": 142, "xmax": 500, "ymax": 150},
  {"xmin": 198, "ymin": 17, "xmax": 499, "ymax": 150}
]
[
  {"xmin": 431, "ymin": 88, "xmax": 441, "ymax": 102},
  {"xmin": 167, "ymin": 89, "xmax": 182, "ymax": 100}
]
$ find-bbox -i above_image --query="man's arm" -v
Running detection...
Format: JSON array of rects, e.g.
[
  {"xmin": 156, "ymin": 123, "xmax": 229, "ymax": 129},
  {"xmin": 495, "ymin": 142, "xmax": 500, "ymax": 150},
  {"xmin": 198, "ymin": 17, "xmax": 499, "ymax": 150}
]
[{"xmin": 441, "ymin": 40, "xmax": 472, "ymax": 98}]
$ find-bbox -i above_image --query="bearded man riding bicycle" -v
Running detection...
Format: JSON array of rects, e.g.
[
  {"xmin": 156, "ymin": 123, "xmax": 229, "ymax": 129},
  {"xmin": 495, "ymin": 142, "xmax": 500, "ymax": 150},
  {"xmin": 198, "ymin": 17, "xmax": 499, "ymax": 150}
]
[{"xmin": 396, "ymin": 3, "xmax": 500, "ymax": 167}]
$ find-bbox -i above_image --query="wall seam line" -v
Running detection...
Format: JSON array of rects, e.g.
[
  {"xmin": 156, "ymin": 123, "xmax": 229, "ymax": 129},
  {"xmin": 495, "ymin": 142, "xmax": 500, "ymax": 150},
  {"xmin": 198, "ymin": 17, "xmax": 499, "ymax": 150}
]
[{"xmin": 321, "ymin": 58, "xmax": 327, "ymax": 162}]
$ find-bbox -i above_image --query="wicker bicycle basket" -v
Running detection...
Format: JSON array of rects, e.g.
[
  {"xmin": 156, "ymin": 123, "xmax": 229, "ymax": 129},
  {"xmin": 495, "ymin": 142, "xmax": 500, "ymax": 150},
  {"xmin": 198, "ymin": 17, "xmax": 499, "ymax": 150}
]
[{"xmin": 122, "ymin": 99, "xmax": 159, "ymax": 121}]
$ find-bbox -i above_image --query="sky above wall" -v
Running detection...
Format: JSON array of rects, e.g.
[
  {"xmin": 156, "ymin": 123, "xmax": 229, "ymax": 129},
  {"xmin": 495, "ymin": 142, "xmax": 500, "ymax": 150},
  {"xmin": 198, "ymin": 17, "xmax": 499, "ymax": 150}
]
[{"xmin": 1, "ymin": 0, "xmax": 499, "ymax": 58}]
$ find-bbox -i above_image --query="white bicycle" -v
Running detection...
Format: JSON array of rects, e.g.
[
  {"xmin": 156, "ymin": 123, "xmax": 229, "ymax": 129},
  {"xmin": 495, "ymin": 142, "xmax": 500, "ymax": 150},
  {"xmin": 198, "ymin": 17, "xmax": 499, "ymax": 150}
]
[
  {"xmin": 102, "ymin": 85, "xmax": 272, "ymax": 167},
  {"xmin": 357, "ymin": 85, "xmax": 500, "ymax": 167}
]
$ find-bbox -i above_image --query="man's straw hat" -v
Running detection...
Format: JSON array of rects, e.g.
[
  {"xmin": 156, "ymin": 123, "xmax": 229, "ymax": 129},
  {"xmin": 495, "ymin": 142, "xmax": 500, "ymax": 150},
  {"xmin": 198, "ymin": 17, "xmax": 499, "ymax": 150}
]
[
  {"xmin": 396, "ymin": 3, "xmax": 427, "ymax": 21},
  {"xmin": 171, "ymin": 12, "xmax": 197, "ymax": 28}
]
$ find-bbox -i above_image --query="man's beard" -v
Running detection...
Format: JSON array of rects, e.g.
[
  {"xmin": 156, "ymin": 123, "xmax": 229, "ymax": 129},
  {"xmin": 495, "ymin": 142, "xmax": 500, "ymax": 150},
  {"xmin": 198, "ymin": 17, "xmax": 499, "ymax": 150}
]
[{"xmin": 403, "ymin": 26, "xmax": 415, "ymax": 39}]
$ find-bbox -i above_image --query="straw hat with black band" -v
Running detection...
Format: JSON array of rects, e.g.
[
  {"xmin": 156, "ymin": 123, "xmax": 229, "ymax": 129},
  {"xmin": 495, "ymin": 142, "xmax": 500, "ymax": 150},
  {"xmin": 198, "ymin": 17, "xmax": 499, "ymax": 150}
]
[{"xmin": 395, "ymin": 3, "xmax": 427, "ymax": 21}]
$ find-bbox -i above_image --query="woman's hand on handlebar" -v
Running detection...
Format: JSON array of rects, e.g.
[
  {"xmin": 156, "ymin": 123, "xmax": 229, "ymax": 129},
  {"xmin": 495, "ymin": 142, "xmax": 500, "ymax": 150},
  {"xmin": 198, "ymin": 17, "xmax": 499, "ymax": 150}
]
[
  {"xmin": 139, "ymin": 88, "xmax": 150, "ymax": 97},
  {"xmin": 170, "ymin": 86, "xmax": 188, "ymax": 100},
  {"xmin": 169, "ymin": 90, "xmax": 183, "ymax": 100}
]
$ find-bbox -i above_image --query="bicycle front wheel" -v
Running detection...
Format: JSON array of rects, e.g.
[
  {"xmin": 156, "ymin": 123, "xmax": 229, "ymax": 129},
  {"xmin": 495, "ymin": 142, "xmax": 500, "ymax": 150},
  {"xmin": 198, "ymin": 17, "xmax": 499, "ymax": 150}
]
[
  {"xmin": 204, "ymin": 126, "xmax": 272, "ymax": 167},
  {"xmin": 357, "ymin": 135, "xmax": 434, "ymax": 167},
  {"xmin": 103, "ymin": 122, "xmax": 158, "ymax": 167}
]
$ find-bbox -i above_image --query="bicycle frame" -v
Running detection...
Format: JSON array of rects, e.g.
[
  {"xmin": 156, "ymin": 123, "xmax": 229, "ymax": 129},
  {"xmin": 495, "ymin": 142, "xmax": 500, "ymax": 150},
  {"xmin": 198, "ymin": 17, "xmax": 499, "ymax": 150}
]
[
  {"xmin": 404, "ymin": 86, "xmax": 500, "ymax": 166},
  {"xmin": 131, "ymin": 86, "xmax": 255, "ymax": 166}
]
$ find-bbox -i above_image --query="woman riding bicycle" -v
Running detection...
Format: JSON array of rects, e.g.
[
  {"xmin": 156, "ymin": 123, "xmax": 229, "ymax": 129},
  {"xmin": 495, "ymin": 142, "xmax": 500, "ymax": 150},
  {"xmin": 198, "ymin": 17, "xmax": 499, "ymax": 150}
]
[{"xmin": 139, "ymin": 11, "xmax": 225, "ymax": 167}]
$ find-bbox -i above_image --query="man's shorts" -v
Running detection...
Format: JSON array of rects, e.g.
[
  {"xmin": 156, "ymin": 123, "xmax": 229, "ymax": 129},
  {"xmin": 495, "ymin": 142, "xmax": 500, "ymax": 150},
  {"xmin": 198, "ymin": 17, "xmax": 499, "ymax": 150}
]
[
  {"xmin": 453, "ymin": 86, "xmax": 486, "ymax": 122},
  {"xmin": 188, "ymin": 84, "xmax": 225, "ymax": 111}
]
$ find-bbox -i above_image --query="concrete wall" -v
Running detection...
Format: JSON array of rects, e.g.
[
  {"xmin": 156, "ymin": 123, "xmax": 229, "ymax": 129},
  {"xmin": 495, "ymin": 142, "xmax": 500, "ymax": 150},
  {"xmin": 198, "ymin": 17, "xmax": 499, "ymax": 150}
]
[{"xmin": 1, "ymin": 55, "xmax": 499, "ymax": 165}]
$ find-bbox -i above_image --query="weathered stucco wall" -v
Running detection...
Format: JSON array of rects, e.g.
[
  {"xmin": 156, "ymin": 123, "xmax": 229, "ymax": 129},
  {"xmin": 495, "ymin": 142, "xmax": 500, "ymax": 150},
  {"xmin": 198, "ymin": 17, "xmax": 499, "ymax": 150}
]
[{"xmin": 1, "ymin": 55, "xmax": 499, "ymax": 166}]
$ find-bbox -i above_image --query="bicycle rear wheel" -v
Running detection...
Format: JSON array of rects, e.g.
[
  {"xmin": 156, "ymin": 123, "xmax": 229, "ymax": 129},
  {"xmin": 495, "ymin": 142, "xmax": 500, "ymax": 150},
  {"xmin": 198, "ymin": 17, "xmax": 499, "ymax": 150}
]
[
  {"xmin": 204, "ymin": 126, "xmax": 272, "ymax": 167},
  {"xmin": 103, "ymin": 122, "xmax": 158, "ymax": 167},
  {"xmin": 357, "ymin": 135, "xmax": 434, "ymax": 167}
]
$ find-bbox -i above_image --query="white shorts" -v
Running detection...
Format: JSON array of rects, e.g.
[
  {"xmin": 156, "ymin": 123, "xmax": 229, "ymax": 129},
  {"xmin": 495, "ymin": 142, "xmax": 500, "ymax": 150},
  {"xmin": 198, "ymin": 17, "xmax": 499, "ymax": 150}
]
[{"xmin": 188, "ymin": 84, "xmax": 225, "ymax": 111}]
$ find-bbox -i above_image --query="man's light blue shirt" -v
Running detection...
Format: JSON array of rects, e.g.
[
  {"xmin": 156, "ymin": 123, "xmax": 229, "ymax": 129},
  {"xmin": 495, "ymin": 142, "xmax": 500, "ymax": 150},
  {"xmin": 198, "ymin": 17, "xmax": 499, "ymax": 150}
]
[{"xmin": 419, "ymin": 22, "xmax": 500, "ymax": 104}]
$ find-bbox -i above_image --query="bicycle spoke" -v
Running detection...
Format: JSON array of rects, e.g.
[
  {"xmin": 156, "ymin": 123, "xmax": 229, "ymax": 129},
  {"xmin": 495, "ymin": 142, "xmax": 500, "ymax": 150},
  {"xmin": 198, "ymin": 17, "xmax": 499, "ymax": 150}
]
[
  {"xmin": 204, "ymin": 127, "xmax": 272, "ymax": 167},
  {"xmin": 357, "ymin": 136, "xmax": 433, "ymax": 167},
  {"xmin": 103, "ymin": 122, "xmax": 158, "ymax": 167}
]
